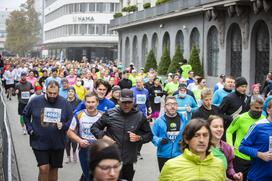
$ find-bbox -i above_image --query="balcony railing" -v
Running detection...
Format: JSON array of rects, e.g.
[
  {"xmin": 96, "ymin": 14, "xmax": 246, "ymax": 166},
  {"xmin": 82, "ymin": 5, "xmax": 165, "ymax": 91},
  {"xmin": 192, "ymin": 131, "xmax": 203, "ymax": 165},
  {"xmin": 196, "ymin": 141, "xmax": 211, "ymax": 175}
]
[{"xmin": 110, "ymin": 0, "xmax": 227, "ymax": 28}]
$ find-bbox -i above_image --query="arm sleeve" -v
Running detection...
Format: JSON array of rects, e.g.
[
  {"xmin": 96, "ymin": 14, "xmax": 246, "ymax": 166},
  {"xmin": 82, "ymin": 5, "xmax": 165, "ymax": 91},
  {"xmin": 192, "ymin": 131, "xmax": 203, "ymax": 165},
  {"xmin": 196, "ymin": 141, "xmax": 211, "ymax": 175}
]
[
  {"xmin": 151, "ymin": 121, "xmax": 162, "ymax": 147},
  {"xmin": 23, "ymin": 100, "xmax": 33, "ymax": 133},
  {"xmin": 226, "ymin": 116, "xmax": 240, "ymax": 146},
  {"xmin": 212, "ymin": 91, "xmax": 220, "ymax": 107},
  {"xmin": 73, "ymin": 101, "xmax": 85, "ymax": 114},
  {"xmin": 90, "ymin": 112, "xmax": 109, "ymax": 139},
  {"xmin": 190, "ymin": 97, "xmax": 198, "ymax": 112},
  {"xmin": 138, "ymin": 115, "xmax": 152, "ymax": 144},
  {"xmin": 239, "ymin": 124, "xmax": 259, "ymax": 158}
]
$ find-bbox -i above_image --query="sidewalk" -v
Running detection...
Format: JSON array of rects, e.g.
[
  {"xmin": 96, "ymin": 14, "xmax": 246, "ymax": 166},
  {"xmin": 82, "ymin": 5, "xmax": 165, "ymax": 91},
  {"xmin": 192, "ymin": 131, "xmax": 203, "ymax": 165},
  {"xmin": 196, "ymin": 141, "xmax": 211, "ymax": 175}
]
[{"xmin": 4, "ymin": 96, "xmax": 81, "ymax": 181}]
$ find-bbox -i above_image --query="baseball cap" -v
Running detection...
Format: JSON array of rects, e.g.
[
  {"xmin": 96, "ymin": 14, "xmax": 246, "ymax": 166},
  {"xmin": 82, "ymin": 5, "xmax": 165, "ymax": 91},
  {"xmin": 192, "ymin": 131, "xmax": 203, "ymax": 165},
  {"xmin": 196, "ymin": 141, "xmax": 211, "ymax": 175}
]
[{"xmin": 120, "ymin": 89, "xmax": 133, "ymax": 102}]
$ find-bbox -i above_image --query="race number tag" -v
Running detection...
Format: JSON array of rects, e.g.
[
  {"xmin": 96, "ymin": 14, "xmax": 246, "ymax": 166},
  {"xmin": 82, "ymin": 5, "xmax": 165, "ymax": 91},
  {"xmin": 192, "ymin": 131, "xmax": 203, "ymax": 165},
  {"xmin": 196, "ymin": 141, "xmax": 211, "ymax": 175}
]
[
  {"xmin": 154, "ymin": 96, "xmax": 161, "ymax": 104},
  {"xmin": 6, "ymin": 79, "xmax": 13, "ymax": 85},
  {"xmin": 167, "ymin": 131, "xmax": 179, "ymax": 142},
  {"xmin": 43, "ymin": 108, "xmax": 62, "ymax": 123},
  {"xmin": 21, "ymin": 91, "xmax": 30, "ymax": 99},
  {"xmin": 136, "ymin": 94, "xmax": 146, "ymax": 104}
]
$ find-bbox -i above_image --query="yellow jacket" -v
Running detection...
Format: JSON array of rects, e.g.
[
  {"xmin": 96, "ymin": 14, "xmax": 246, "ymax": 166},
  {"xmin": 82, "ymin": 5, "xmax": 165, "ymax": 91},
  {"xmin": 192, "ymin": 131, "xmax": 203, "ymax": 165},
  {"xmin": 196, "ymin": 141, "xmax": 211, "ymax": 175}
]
[{"xmin": 159, "ymin": 149, "xmax": 225, "ymax": 181}]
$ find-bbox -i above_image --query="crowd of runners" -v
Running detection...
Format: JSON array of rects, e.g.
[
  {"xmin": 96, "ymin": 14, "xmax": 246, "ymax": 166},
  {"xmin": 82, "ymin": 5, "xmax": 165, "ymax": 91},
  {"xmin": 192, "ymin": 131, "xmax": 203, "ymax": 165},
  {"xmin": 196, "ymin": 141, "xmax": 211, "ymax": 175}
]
[{"xmin": 0, "ymin": 54, "xmax": 272, "ymax": 181}]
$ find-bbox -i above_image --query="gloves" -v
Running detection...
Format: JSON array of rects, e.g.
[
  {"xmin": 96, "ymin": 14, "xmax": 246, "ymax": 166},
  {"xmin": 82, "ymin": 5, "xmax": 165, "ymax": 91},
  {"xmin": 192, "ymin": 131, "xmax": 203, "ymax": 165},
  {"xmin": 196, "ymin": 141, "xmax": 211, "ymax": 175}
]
[{"xmin": 160, "ymin": 138, "xmax": 168, "ymax": 145}]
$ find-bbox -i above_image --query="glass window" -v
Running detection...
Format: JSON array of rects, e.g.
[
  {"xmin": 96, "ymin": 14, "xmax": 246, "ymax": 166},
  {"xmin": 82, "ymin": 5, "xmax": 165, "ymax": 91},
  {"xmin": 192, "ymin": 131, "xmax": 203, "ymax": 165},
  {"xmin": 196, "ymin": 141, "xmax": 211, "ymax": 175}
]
[
  {"xmin": 69, "ymin": 4, "xmax": 74, "ymax": 13},
  {"xmin": 80, "ymin": 3, "xmax": 87, "ymax": 13},
  {"xmin": 89, "ymin": 3, "xmax": 95, "ymax": 12},
  {"xmin": 68, "ymin": 25, "xmax": 73, "ymax": 35},
  {"xmin": 110, "ymin": 3, "xmax": 115, "ymax": 12},
  {"xmin": 96, "ymin": 24, "xmax": 106, "ymax": 35},
  {"xmin": 97, "ymin": 3, "xmax": 103, "ymax": 12},
  {"xmin": 207, "ymin": 26, "xmax": 219, "ymax": 77},
  {"xmin": 88, "ymin": 24, "xmax": 95, "ymax": 34},
  {"xmin": 79, "ymin": 24, "xmax": 87, "ymax": 35},
  {"xmin": 74, "ymin": 24, "xmax": 79, "ymax": 34},
  {"xmin": 75, "ymin": 4, "xmax": 80, "ymax": 12}
]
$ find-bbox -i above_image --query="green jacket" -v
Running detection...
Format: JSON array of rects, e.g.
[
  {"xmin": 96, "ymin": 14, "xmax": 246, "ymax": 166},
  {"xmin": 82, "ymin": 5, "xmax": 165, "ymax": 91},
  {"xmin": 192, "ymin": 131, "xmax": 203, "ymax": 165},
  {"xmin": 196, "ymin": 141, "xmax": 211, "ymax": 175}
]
[
  {"xmin": 159, "ymin": 149, "xmax": 225, "ymax": 181},
  {"xmin": 226, "ymin": 112, "xmax": 265, "ymax": 160}
]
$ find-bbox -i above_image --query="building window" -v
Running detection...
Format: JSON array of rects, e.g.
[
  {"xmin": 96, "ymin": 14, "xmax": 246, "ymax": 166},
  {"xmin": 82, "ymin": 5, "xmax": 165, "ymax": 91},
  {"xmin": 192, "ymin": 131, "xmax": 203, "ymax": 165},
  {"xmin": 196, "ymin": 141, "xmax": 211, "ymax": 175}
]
[
  {"xmin": 69, "ymin": 4, "xmax": 74, "ymax": 13},
  {"xmin": 254, "ymin": 21, "xmax": 270, "ymax": 84},
  {"xmin": 96, "ymin": 24, "xmax": 106, "ymax": 35},
  {"xmin": 88, "ymin": 24, "xmax": 95, "ymax": 34},
  {"xmin": 125, "ymin": 37, "xmax": 130, "ymax": 63},
  {"xmin": 142, "ymin": 35, "xmax": 148, "ymax": 63},
  {"xmin": 133, "ymin": 36, "xmax": 138, "ymax": 67},
  {"xmin": 190, "ymin": 27, "xmax": 200, "ymax": 51},
  {"xmin": 74, "ymin": 24, "xmax": 79, "ymax": 34},
  {"xmin": 162, "ymin": 32, "xmax": 170, "ymax": 54},
  {"xmin": 89, "ymin": 3, "xmax": 95, "ymax": 12},
  {"xmin": 207, "ymin": 26, "xmax": 219, "ymax": 77},
  {"xmin": 175, "ymin": 30, "xmax": 184, "ymax": 54},
  {"xmin": 80, "ymin": 3, "xmax": 87, "ymax": 13},
  {"xmin": 152, "ymin": 33, "xmax": 158, "ymax": 59},
  {"xmin": 79, "ymin": 24, "xmax": 87, "ymax": 35},
  {"xmin": 110, "ymin": 3, "xmax": 115, "ymax": 12}
]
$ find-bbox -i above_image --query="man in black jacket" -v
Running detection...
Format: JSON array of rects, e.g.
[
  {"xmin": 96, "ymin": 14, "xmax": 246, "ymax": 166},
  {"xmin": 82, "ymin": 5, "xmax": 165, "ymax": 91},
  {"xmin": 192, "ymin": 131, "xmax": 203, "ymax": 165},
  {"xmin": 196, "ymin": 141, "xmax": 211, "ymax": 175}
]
[
  {"xmin": 91, "ymin": 89, "xmax": 152, "ymax": 181},
  {"xmin": 118, "ymin": 70, "xmax": 132, "ymax": 89},
  {"xmin": 192, "ymin": 89, "xmax": 220, "ymax": 120},
  {"xmin": 219, "ymin": 76, "xmax": 250, "ymax": 131}
]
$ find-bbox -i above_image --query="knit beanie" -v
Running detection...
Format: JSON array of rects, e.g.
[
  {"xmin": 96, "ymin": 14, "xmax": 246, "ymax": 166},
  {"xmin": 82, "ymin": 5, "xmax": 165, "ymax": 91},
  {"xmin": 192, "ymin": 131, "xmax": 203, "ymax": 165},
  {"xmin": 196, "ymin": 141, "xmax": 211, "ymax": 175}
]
[
  {"xmin": 89, "ymin": 144, "xmax": 121, "ymax": 173},
  {"xmin": 112, "ymin": 85, "xmax": 121, "ymax": 93},
  {"xmin": 235, "ymin": 77, "xmax": 248, "ymax": 88}
]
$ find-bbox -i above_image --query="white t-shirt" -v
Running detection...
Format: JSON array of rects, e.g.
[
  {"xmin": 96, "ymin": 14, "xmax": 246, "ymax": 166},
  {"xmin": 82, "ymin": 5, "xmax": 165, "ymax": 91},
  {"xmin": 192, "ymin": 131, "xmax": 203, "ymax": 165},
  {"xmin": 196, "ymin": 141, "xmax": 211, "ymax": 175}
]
[{"xmin": 69, "ymin": 110, "xmax": 102, "ymax": 141}]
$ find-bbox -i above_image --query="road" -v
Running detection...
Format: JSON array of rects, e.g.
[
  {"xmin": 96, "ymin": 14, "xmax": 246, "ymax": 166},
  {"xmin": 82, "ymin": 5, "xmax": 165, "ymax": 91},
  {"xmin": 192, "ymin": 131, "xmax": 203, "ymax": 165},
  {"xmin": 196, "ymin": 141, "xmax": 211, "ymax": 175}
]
[{"xmin": 5, "ymin": 95, "xmax": 160, "ymax": 181}]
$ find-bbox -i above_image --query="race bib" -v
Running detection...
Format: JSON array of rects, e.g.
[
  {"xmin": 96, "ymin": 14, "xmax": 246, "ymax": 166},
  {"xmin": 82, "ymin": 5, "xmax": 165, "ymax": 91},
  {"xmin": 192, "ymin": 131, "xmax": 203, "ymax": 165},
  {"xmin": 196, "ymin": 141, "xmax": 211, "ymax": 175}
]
[
  {"xmin": 6, "ymin": 79, "xmax": 13, "ymax": 85},
  {"xmin": 81, "ymin": 124, "xmax": 96, "ymax": 141},
  {"xmin": 43, "ymin": 108, "xmax": 62, "ymax": 123},
  {"xmin": 167, "ymin": 131, "xmax": 179, "ymax": 142},
  {"xmin": 21, "ymin": 91, "xmax": 30, "ymax": 99},
  {"xmin": 136, "ymin": 94, "xmax": 146, "ymax": 104},
  {"xmin": 154, "ymin": 96, "xmax": 161, "ymax": 104},
  {"xmin": 181, "ymin": 111, "xmax": 188, "ymax": 121}
]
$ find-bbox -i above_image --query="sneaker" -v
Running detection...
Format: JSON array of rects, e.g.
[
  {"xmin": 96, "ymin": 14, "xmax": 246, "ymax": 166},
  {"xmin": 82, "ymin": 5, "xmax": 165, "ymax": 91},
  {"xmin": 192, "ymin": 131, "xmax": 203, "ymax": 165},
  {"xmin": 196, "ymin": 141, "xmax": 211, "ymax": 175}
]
[
  {"xmin": 22, "ymin": 128, "xmax": 27, "ymax": 135},
  {"xmin": 137, "ymin": 153, "xmax": 143, "ymax": 160},
  {"xmin": 73, "ymin": 152, "xmax": 77, "ymax": 162},
  {"xmin": 65, "ymin": 156, "xmax": 71, "ymax": 164}
]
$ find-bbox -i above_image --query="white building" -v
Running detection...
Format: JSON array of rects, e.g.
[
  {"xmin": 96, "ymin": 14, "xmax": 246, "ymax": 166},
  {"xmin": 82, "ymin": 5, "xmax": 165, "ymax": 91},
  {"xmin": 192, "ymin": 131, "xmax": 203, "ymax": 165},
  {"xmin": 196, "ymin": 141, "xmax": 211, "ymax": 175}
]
[
  {"xmin": 0, "ymin": 8, "xmax": 10, "ymax": 52},
  {"xmin": 43, "ymin": 0, "xmax": 120, "ymax": 61}
]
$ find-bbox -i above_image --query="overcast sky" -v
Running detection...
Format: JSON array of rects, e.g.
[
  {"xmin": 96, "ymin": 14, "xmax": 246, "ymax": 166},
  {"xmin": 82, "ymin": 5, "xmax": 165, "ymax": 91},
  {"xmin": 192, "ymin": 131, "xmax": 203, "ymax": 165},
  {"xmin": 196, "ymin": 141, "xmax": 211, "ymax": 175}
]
[{"xmin": 0, "ymin": 0, "xmax": 26, "ymax": 11}]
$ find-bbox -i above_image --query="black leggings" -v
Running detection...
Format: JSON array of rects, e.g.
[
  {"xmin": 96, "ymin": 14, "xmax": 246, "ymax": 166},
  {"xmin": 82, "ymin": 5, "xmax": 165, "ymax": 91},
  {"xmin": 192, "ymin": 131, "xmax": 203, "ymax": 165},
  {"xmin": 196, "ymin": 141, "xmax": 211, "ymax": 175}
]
[
  {"xmin": 120, "ymin": 163, "xmax": 135, "ymax": 181},
  {"xmin": 65, "ymin": 138, "xmax": 77, "ymax": 156},
  {"xmin": 157, "ymin": 157, "xmax": 170, "ymax": 171},
  {"xmin": 233, "ymin": 156, "xmax": 251, "ymax": 181}
]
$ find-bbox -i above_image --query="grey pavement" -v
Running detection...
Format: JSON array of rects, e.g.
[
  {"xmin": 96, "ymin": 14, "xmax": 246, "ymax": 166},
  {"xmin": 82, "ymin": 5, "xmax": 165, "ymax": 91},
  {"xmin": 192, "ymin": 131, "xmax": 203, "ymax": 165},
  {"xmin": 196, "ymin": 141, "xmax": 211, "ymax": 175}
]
[{"xmin": 5, "ymin": 95, "xmax": 160, "ymax": 181}]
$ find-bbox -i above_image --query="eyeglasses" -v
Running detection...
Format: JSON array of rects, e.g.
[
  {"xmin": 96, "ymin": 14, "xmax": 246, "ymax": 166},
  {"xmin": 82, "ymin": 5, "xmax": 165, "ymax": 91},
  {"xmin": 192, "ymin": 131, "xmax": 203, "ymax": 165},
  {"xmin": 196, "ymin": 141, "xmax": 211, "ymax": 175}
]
[
  {"xmin": 165, "ymin": 103, "xmax": 178, "ymax": 106},
  {"xmin": 97, "ymin": 162, "xmax": 123, "ymax": 173}
]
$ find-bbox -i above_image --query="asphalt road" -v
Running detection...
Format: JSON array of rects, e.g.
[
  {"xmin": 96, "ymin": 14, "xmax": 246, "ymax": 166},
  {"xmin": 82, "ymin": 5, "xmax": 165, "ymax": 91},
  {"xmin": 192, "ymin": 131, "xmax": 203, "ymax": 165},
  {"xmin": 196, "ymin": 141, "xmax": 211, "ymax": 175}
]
[{"xmin": 5, "ymin": 95, "xmax": 160, "ymax": 181}]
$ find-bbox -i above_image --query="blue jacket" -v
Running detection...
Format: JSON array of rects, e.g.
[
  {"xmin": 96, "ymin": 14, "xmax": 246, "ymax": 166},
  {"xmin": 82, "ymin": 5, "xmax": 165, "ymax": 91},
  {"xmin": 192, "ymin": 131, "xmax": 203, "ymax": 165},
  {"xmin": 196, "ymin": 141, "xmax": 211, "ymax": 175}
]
[
  {"xmin": 239, "ymin": 119, "xmax": 272, "ymax": 181},
  {"xmin": 175, "ymin": 94, "xmax": 198, "ymax": 122},
  {"xmin": 212, "ymin": 89, "xmax": 233, "ymax": 107},
  {"xmin": 152, "ymin": 113, "xmax": 187, "ymax": 158}
]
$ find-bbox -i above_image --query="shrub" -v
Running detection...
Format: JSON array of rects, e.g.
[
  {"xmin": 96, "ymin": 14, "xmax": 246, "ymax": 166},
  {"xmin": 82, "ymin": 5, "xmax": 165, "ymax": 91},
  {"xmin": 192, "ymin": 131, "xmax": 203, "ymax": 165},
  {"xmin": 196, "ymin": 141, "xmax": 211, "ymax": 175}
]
[
  {"xmin": 122, "ymin": 7, "xmax": 129, "ymax": 12},
  {"xmin": 113, "ymin": 12, "xmax": 123, "ymax": 18},
  {"xmin": 158, "ymin": 47, "xmax": 171, "ymax": 75},
  {"xmin": 143, "ymin": 3, "xmax": 151, "ymax": 9},
  {"xmin": 189, "ymin": 45, "xmax": 203, "ymax": 76},
  {"xmin": 144, "ymin": 50, "xmax": 157, "ymax": 73},
  {"xmin": 168, "ymin": 45, "xmax": 183, "ymax": 74},
  {"xmin": 156, "ymin": 0, "xmax": 170, "ymax": 6}
]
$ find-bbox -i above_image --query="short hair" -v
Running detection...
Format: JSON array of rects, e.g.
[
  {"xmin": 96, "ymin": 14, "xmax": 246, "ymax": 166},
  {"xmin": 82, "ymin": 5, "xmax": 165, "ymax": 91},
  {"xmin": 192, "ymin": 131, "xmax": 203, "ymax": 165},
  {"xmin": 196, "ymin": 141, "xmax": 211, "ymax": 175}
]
[
  {"xmin": 180, "ymin": 118, "xmax": 211, "ymax": 154},
  {"xmin": 207, "ymin": 115, "xmax": 223, "ymax": 126},
  {"xmin": 84, "ymin": 92, "xmax": 99, "ymax": 102},
  {"xmin": 61, "ymin": 78, "xmax": 68, "ymax": 84},
  {"xmin": 94, "ymin": 79, "xmax": 111, "ymax": 95},
  {"xmin": 223, "ymin": 75, "xmax": 234, "ymax": 83},
  {"xmin": 250, "ymin": 95, "xmax": 264, "ymax": 105},
  {"xmin": 165, "ymin": 96, "xmax": 177, "ymax": 104},
  {"xmin": 46, "ymin": 80, "xmax": 60, "ymax": 89},
  {"xmin": 201, "ymin": 89, "xmax": 212, "ymax": 99},
  {"xmin": 196, "ymin": 77, "xmax": 204, "ymax": 84}
]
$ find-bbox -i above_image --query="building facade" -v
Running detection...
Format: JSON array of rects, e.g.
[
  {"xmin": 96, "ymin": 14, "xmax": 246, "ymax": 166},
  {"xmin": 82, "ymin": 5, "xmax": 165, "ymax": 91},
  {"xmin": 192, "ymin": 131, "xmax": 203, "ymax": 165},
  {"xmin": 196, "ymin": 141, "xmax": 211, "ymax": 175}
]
[
  {"xmin": 0, "ymin": 8, "xmax": 10, "ymax": 52},
  {"xmin": 110, "ymin": 0, "xmax": 272, "ymax": 87},
  {"xmin": 43, "ymin": 0, "xmax": 120, "ymax": 61}
]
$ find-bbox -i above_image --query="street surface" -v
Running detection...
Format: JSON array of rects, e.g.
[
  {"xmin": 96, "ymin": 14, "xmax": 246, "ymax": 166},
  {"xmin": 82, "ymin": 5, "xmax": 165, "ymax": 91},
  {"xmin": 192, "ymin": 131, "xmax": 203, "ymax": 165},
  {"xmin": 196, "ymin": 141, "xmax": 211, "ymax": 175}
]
[{"xmin": 5, "ymin": 95, "xmax": 160, "ymax": 181}]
